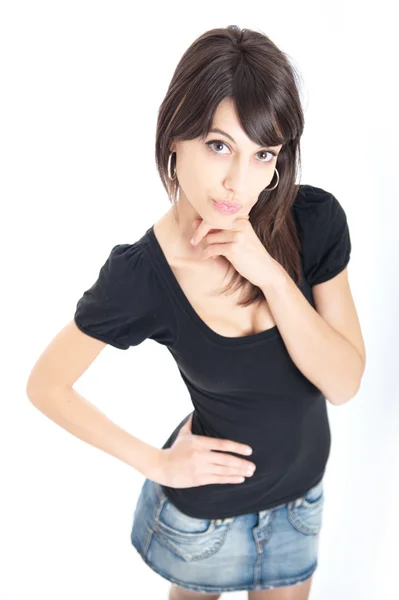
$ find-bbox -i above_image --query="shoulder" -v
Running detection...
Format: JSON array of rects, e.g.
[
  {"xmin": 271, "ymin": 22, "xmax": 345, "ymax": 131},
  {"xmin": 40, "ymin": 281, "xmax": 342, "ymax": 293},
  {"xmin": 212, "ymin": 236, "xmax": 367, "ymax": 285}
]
[
  {"xmin": 104, "ymin": 239, "xmax": 149, "ymax": 272},
  {"xmin": 292, "ymin": 184, "xmax": 352, "ymax": 286},
  {"xmin": 98, "ymin": 238, "xmax": 155, "ymax": 291},
  {"xmin": 76, "ymin": 236, "xmax": 160, "ymax": 311},
  {"xmin": 74, "ymin": 235, "xmax": 172, "ymax": 349},
  {"xmin": 292, "ymin": 184, "xmax": 347, "ymax": 231}
]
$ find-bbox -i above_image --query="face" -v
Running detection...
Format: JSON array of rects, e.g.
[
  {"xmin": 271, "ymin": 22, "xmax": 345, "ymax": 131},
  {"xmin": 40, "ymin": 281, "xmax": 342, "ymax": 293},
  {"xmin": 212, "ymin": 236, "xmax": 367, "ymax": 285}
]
[{"xmin": 169, "ymin": 96, "xmax": 283, "ymax": 232}]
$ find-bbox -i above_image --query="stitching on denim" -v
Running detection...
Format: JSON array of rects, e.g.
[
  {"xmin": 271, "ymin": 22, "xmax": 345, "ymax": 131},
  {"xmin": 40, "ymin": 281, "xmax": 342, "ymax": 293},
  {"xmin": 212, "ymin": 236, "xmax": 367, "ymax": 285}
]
[{"xmin": 133, "ymin": 543, "xmax": 318, "ymax": 593}]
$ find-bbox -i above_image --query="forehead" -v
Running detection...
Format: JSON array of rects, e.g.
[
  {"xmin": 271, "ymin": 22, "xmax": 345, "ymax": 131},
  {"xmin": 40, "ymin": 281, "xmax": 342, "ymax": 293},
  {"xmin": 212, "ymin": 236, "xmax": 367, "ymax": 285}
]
[{"xmin": 210, "ymin": 98, "xmax": 282, "ymax": 150}]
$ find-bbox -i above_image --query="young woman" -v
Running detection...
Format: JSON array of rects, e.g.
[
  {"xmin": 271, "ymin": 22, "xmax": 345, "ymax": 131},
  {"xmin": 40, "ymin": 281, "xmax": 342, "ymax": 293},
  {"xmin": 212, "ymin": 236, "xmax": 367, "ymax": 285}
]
[{"xmin": 27, "ymin": 25, "xmax": 366, "ymax": 600}]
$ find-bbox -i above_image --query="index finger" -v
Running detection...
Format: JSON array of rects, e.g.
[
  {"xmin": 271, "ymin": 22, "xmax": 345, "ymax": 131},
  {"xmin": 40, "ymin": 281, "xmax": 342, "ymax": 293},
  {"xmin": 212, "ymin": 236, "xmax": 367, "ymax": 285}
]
[
  {"xmin": 190, "ymin": 220, "xmax": 213, "ymax": 246},
  {"xmin": 198, "ymin": 435, "xmax": 253, "ymax": 456},
  {"xmin": 191, "ymin": 214, "xmax": 249, "ymax": 246}
]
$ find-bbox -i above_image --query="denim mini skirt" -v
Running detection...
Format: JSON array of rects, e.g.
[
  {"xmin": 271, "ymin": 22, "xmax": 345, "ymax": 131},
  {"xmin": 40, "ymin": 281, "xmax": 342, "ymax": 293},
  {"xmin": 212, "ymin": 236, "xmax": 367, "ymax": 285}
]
[{"xmin": 130, "ymin": 476, "xmax": 324, "ymax": 593}]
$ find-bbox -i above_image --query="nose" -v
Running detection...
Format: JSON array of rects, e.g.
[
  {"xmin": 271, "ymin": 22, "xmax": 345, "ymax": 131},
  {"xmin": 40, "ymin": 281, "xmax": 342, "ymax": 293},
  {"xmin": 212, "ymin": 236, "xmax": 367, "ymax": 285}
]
[{"xmin": 224, "ymin": 158, "xmax": 250, "ymax": 200}]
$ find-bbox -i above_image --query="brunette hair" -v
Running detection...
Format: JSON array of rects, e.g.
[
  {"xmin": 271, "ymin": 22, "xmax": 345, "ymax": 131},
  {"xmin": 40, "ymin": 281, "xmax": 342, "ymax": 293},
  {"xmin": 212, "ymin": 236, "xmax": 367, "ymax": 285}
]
[{"xmin": 155, "ymin": 25, "xmax": 305, "ymax": 307}]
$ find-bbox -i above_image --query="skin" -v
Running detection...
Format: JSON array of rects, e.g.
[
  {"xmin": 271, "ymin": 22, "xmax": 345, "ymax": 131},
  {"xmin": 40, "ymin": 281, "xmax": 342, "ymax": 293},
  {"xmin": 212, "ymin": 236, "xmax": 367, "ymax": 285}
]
[{"xmin": 167, "ymin": 96, "xmax": 283, "ymax": 261}]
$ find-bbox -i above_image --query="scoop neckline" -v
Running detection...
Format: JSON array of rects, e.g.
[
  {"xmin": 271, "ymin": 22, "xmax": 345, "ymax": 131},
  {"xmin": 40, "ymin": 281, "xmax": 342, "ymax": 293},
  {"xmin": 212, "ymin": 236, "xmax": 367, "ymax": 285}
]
[{"xmin": 145, "ymin": 224, "xmax": 280, "ymax": 347}]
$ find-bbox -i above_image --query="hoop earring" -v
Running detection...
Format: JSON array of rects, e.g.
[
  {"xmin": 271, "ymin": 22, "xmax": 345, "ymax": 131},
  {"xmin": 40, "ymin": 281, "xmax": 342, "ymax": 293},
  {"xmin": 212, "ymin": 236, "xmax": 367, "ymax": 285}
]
[
  {"xmin": 264, "ymin": 168, "xmax": 279, "ymax": 191},
  {"xmin": 167, "ymin": 151, "xmax": 177, "ymax": 181}
]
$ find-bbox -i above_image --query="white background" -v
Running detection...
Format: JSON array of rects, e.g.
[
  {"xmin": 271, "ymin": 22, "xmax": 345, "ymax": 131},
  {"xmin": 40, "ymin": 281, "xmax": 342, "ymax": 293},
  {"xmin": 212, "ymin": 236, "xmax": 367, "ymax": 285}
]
[{"xmin": 1, "ymin": 1, "xmax": 398, "ymax": 599}]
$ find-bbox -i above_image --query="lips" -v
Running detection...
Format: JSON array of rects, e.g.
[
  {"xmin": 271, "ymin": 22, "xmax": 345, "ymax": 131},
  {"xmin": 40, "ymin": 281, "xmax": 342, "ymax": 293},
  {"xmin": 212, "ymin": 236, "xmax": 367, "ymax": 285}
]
[
  {"xmin": 212, "ymin": 198, "xmax": 242, "ymax": 209},
  {"xmin": 212, "ymin": 199, "xmax": 242, "ymax": 215}
]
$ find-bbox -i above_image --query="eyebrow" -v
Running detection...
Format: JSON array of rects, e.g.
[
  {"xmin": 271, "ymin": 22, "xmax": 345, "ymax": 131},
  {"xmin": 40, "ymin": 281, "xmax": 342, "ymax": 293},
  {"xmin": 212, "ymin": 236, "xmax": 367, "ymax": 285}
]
[{"xmin": 208, "ymin": 128, "xmax": 280, "ymax": 150}]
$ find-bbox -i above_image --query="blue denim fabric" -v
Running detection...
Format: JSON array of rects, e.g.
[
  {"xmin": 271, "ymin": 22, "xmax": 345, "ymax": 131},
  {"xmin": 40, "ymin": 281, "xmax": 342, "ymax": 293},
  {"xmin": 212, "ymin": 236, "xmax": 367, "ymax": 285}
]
[{"xmin": 130, "ymin": 476, "xmax": 324, "ymax": 593}]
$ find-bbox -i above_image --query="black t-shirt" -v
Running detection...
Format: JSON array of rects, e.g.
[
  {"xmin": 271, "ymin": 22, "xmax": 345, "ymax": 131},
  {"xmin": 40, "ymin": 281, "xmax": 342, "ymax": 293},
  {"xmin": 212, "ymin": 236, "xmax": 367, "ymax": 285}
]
[{"xmin": 74, "ymin": 184, "xmax": 351, "ymax": 519}]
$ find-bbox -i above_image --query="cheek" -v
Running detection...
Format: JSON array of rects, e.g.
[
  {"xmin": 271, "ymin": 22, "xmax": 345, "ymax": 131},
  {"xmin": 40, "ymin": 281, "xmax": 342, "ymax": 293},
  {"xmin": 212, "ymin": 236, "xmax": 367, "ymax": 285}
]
[
  {"xmin": 251, "ymin": 177, "xmax": 270, "ymax": 204},
  {"xmin": 191, "ymin": 159, "xmax": 218, "ymax": 194},
  {"xmin": 259, "ymin": 166, "xmax": 275, "ymax": 188},
  {"xmin": 176, "ymin": 155, "xmax": 201, "ymax": 187}
]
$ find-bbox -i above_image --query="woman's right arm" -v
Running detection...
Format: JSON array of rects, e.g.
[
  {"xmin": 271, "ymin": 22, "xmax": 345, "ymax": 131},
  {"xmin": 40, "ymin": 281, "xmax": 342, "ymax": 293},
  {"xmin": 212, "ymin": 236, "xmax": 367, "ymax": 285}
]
[
  {"xmin": 26, "ymin": 319, "xmax": 256, "ymax": 488},
  {"xmin": 26, "ymin": 319, "xmax": 163, "ymax": 481},
  {"xmin": 28, "ymin": 384, "xmax": 163, "ymax": 479}
]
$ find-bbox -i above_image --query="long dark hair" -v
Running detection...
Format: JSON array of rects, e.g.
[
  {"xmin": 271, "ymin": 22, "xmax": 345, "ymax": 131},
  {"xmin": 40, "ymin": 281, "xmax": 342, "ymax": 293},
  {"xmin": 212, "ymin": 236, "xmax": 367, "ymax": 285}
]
[{"xmin": 155, "ymin": 25, "xmax": 305, "ymax": 307}]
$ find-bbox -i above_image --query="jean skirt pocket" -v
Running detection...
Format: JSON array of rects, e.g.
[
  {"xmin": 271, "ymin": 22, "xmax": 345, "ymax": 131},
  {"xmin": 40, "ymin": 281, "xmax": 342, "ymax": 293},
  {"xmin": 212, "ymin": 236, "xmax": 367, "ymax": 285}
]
[
  {"xmin": 153, "ymin": 484, "xmax": 234, "ymax": 562},
  {"xmin": 287, "ymin": 477, "xmax": 324, "ymax": 536}
]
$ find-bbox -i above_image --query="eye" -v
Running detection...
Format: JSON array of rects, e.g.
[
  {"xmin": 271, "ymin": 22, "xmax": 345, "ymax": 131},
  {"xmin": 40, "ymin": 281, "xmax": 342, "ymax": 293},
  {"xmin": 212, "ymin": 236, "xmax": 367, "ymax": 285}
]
[{"xmin": 205, "ymin": 139, "xmax": 276, "ymax": 163}]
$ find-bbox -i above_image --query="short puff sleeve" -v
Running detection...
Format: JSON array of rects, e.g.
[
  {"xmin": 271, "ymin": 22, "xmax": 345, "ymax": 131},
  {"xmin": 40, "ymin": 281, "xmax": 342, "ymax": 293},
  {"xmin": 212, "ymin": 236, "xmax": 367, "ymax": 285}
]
[
  {"xmin": 74, "ymin": 242, "xmax": 171, "ymax": 349},
  {"xmin": 294, "ymin": 185, "xmax": 352, "ymax": 287}
]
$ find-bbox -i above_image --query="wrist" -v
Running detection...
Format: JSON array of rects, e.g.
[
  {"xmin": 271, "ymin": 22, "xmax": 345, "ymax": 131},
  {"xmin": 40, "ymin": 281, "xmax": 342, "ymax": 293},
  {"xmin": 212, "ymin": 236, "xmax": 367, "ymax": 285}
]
[
  {"xmin": 146, "ymin": 447, "xmax": 167, "ymax": 484},
  {"xmin": 258, "ymin": 258, "xmax": 289, "ymax": 294}
]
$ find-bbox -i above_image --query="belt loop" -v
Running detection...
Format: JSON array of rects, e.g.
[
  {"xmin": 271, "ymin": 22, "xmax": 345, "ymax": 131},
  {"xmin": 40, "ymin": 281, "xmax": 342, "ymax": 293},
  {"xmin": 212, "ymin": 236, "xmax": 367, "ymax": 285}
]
[{"xmin": 214, "ymin": 517, "xmax": 234, "ymax": 525}]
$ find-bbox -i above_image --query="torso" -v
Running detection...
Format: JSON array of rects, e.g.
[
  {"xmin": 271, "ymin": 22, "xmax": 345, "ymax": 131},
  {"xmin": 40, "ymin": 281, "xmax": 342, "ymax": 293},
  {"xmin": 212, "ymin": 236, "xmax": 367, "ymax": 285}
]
[{"xmin": 153, "ymin": 212, "xmax": 277, "ymax": 338}]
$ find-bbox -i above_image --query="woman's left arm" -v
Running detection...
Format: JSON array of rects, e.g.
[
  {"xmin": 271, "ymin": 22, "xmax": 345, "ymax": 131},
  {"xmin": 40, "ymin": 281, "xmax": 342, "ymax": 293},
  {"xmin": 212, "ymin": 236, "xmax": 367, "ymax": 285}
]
[{"xmin": 259, "ymin": 263, "xmax": 366, "ymax": 406}]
